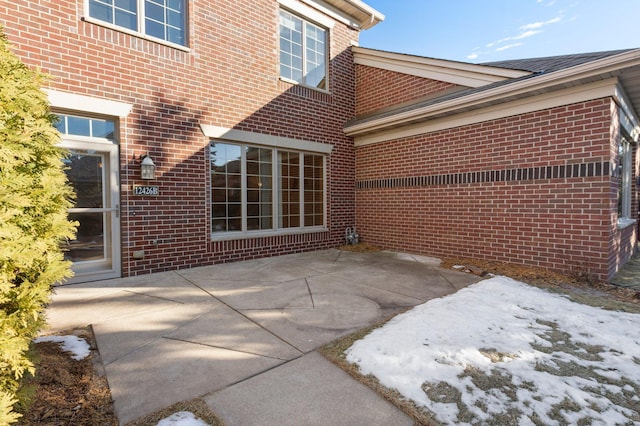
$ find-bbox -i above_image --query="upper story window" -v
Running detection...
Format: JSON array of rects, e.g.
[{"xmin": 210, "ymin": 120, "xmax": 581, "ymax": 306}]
[
  {"xmin": 88, "ymin": 0, "xmax": 187, "ymax": 47},
  {"xmin": 279, "ymin": 9, "xmax": 327, "ymax": 91}
]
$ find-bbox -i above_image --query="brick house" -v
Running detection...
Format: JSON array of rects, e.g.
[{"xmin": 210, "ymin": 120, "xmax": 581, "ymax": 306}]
[
  {"xmin": 348, "ymin": 47, "xmax": 640, "ymax": 281},
  {"xmin": 2, "ymin": 1, "xmax": 640, "ymax": 283},
  {"xmin": 1, "ymin": 0, "xmax": 383, "ymax": 283}
]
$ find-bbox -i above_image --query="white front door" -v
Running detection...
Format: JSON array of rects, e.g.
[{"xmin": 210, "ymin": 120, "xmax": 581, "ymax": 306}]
[{"xmin": 61, "ymin": 139, "xmax": 121, "ymax": 283}]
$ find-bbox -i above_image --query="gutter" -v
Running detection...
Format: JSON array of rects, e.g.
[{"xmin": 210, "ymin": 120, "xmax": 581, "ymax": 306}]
[
  {"xmin": 345, "ymin": 49, "xmax": 640, "ymax": 136},
  {"xmin": 344, "ymin": 0, "xmax": 385, "ymax": 30}
]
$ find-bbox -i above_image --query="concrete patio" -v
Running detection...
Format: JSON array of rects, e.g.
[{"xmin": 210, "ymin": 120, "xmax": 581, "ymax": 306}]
[{"xmin": 45, "ymin": 249, "xmax": 481, "ymax": 425}]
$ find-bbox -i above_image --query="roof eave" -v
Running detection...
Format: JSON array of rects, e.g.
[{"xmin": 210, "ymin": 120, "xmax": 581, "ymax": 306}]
[
  {"xmin": 317, "ymin": 0, "xmax": 384, "ymax": 30},
  {"xmin": 345, "ymin": 49, "xmax": 640, "ymax": 136}
]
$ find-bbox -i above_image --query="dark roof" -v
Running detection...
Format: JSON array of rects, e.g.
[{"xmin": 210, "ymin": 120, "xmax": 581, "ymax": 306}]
[
  {"xmin": 480, "ymin": 49, "xmax": 635, "ymax": 73},
  {"xmin": 348, "ymin": 49, "xmax": 637, "ymax": 128}
]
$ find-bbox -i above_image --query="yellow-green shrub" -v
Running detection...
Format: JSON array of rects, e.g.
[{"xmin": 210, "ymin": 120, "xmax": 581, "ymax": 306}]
[{"xmin": 0, "ymin": 27, "xmax": 76, "ymax": 424}]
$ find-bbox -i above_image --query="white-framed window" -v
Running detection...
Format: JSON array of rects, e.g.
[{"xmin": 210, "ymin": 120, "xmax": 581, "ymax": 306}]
[
  {"xmin": 279, "ymin": 9, "xmax": 327, "ymax": 90},
  {"xmin": 211, "ymin": 141, "xmax": 326, "ymax": 235},
  {"xmin": 617, "ymin": 135, "xmax": 633, "ymax": 221},
  {"xmin": 87, "ymin": 0, "xmax": 187, "ymax": 46},
  {"xmin": 55, "ymin": 114, "xmax": 116, "ymax": 140}
]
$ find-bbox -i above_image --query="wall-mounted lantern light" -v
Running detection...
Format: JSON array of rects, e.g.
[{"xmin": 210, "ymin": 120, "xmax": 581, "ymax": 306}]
[{"xmin": 140, "ymin": 154, "xmax": 156, "ymax": 180}]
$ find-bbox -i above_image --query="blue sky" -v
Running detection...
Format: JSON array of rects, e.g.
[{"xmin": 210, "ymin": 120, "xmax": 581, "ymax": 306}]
[{"xmin": 359, "ymin": 1, "xmax": 640, "ymax": 63}]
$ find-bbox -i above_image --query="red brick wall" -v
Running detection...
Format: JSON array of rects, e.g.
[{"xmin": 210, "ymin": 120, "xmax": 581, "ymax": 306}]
[
  {"xmin": 2, "ymin": 0, "xmax": 360, "ymax": 276},
  {"xmin": 355, "ymin": 64, "xmax": 460, "ymax": 116},
  {"xmin": 355, "ymin": 98, "xmax": 629, "ymax": 280}
]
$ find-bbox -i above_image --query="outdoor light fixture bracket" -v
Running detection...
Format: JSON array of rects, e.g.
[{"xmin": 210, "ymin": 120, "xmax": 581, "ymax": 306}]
[{"xmin": 139, "ymin": 153, "xmax": 156, "ymax": 180}]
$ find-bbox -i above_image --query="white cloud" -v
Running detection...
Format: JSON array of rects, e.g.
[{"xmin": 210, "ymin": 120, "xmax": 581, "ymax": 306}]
[
  {"xmin": 496, "ymin": 43, "xmax": 523, "ymax": 52},
  {"xmin": 474, "ymin": 12, "xmax": 563, "ymax": 59},
  {"xmin": 521, "ymin": 16, "xmax": 563, "ymax": 30},
  {"xmin": 513, "ymin": 30, "xmax": 542, "ymax": 40}
]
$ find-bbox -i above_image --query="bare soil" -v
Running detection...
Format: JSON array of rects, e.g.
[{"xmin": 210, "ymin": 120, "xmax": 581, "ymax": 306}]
[
  {"xmin": 17, "ymin": 326, "xmax": 118, "ymax": 425},
  {"xmin": 17, "ymin": 327, "xmax": 223, "ymax": 426}
]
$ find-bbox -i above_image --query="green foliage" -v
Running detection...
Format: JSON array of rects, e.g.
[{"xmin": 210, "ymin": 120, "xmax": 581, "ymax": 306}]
[{"xmin": 0, "ymin": 27, "xmax": 76, "ymax": 423}]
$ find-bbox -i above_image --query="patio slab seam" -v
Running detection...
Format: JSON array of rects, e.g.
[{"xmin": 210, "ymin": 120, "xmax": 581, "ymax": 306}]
[{"xmin": 175, "ymin": 271, "xmax": 307, "ymax": 354}]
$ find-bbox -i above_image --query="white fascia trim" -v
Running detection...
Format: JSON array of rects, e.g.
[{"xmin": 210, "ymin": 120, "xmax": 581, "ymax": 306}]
[
  {"xmin": 343, "ymin": 0, "xmax": 385, "ymax": 29},
  {"xmin": 347, "ymin": 49, "xmax": 640, "ymax": 137},
  {"xmin": 279, "ymin": 0, "xmax": 335, "ymax": 28},
  {"xmin": 354, "ymin": 78, "xmax": 618, "ymax": 147},
  {"xmin": 352, "ymin": 47, "xmax": 531, "ymax": 87},
  {"xmin": 45, "ymin": 89, "xmax": 133, "ymax": 117},
  {"xmin": 615, "ymin": 84, "xmax": 640, "ymax": 142},
  {"xmin": 200, "ymin": 125, "xmax": 334, "ymax": 154},
  {"xmin": 290, "ymin": 0, "xmax": 383, "ymax": 30}
]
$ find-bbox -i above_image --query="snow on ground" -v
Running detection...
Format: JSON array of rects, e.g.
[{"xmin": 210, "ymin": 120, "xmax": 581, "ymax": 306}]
[
  {"xmin": 33, "ymin": 335, "xmax": 91, "ymax": 360},
  {"xmin": 346, "ymin": 276, "xmax": 640, "ymax": 425},
  {"xmin": 156, "ymin": 411, "xmax": 210, "ymax": 426}
]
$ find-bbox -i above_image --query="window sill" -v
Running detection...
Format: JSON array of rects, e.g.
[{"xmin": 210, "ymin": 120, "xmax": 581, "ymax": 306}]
[
  {"xmin": 81, "ymin": 16, "xmax": 190, "ymax": 52},
  {"xmin": 617, "ymin": 218, "xmax": 637, "ymax": 229},
  {"xmin": 211, "ymin": 226, "xmax": 328, "ymax": 242},
  {"xmin": 279, "ymin": 77, "xmax": 330, "ymax": 95}
]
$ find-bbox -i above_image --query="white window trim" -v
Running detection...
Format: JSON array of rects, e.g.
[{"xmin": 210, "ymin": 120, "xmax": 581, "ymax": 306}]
[
  {"xmin": 617, "ymin": 134, "xmax": 637, "ymax": 229},
  {"xmin": 45, "ymin": 89, "xmax": 133, "ymax": 117},
  {"xmin": 82, "ymin": 0, "xmax": 190, "ymax": 51},
  {"xmin": 200, "ymin": 125, "xmax": 333, "ymax": 154},
  {"xmin": 210, "ymin": 140, "xmax": 328, "ymax": 241},
  {"xmin": 279, "ymin": 8, "xmax": 330, "ymax": 93}
]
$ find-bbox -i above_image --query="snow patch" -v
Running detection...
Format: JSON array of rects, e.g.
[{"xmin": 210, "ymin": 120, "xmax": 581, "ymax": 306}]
[
  {"xmin": 34, "ymin": 335, "xmax": 91, "ymax": 360},
  {"xmin": 346, "ymin": 276, "xmax": 640, "ymax": 424}
]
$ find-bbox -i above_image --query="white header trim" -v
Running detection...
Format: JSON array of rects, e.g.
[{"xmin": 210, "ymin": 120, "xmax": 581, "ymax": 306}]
[
  {"xmin": 354, "ymin": 79, "xmax": 618, "ymax": 146},
  {"xmin": 45, "ymin": 89, "xmax": 133, "ymax": 117},
  {"xmin": 200, "ymin": 125, "xmax": 334, "ymax": 154}
]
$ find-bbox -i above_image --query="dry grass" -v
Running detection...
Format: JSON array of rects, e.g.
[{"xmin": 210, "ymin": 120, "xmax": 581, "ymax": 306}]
[
  {"xmin": 321, "ymin": 258, "xmax": 640, "ymax": 425},
  {"xmin": 17, "ymin": 326, "xmax": 118, "ymax": 425},
  {"xmin": 440, "ymin": 257, "xmax": 640, "ymax": 311},
  {"xmin": 18, "ymin": 327, "xmax": 224, "ymax": 426},
  {"xmin": 124, "ymin": 399, "xmax": 224, "ymax": 426},
  {"xmin": 319, "ymin": 317, "xmax": 439, "ymax": 426}
]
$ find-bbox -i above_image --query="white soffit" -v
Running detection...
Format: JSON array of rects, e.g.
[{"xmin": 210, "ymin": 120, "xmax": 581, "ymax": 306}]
[
  {"xmin": 279, "ymin": 0, "xmax": 335, "ymax": 28},
  {"xmin": 353, "ymin": 78, "xmax": 619, "ymax": 146},
  {"xmin": 287, "ymin": 0, "xmax": 383, "ymax": 30},
  {"xmin": 200, "ymin": 125, "xmax": 334, "ymax": 154},
  {"xmin": 317, "ymin": 0, "xmax": 384, "ymax": 30},
  {"xmin": 352, "ymin": 46, "xmax": 531, "ymax": 87},
  {"xmin": 44, "ymin": 89, "xmax": 132, "ymax": 117}
]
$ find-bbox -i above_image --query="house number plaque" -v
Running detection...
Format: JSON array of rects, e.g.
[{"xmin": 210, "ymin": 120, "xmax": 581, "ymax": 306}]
[{"xmin": 133, "ymin": 185, "xmax": 159, "ymax": 196}]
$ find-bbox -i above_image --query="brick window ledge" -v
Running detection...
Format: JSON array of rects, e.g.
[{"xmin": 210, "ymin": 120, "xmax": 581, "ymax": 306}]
[
  {"xmin": 617, "ymin": 218, "xmax": 637, "ymax": 229},
  {"xmin": 211, "ymin": 227, "xmax": 328, "ymax": 242}
]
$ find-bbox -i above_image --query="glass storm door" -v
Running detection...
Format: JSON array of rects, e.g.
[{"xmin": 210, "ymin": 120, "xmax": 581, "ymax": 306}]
[{"xmin": 62, "ymin": 141, "xmax": 120, "ymax": 283}]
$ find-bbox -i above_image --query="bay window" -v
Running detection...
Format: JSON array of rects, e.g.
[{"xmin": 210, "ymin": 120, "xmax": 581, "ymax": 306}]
[{"xmin": 211, "ymin": 141, "xmax": 326, "ymax": 236}]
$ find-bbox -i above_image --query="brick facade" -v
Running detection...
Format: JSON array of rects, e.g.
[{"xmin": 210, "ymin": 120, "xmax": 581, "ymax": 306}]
[
  {"xmin": 2, "ymin": 0, "xmax": 361, "ymax": 277},
  {"xmin": 355, "ymin": 98, "xmax": 637, "ymax": 280},
  {"xmin": 3, "ymin": 2, "xmax": 637, "ymax": 283},
  {"xmin": 355, "ymin": 65, "xmax": 459, "ymax": 116}
]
